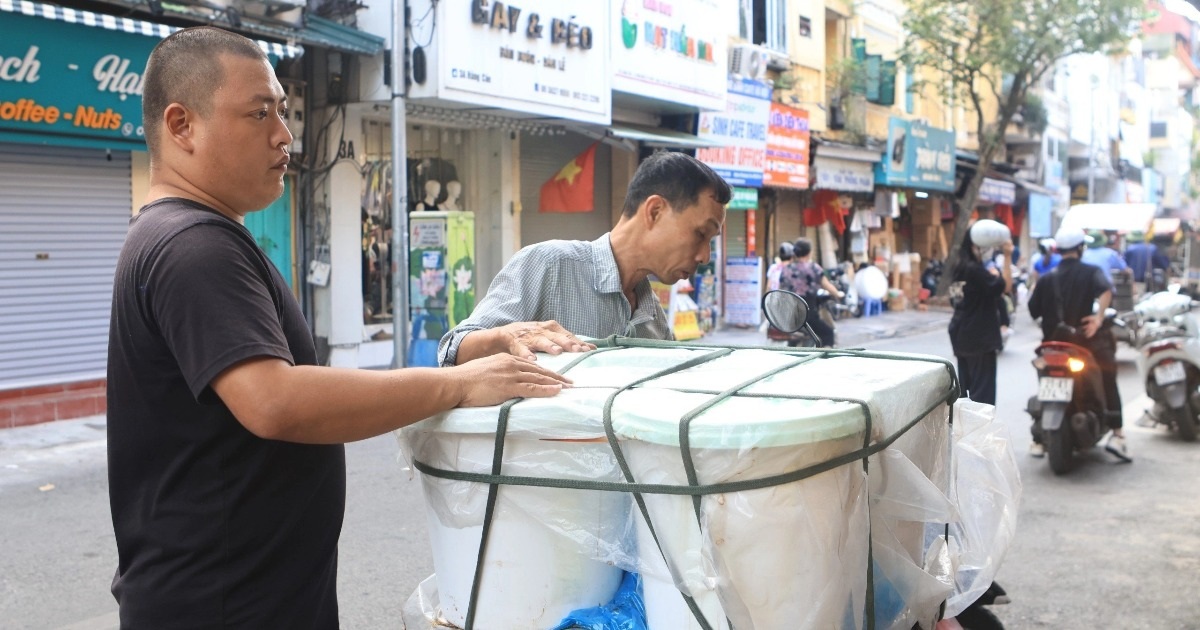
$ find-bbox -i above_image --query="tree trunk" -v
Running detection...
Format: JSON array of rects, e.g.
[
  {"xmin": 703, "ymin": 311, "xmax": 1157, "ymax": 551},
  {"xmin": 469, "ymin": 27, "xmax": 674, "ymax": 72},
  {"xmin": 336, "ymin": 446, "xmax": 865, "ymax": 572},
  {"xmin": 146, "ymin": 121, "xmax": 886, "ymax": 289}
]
[{"xmin": 935, "ymin": 84, "xmax": 1026, "ymax": 297}]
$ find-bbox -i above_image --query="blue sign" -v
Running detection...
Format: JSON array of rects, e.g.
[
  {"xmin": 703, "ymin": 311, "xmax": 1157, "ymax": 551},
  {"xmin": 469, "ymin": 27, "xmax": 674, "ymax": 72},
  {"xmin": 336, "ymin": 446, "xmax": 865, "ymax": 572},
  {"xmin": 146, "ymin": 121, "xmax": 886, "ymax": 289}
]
[
  {"xmin": 1029, "ymin": 193, "xmax": 1053, "ymax": 238},
  {"xmin": 0, "ymin": 11, "xmax": 164, "ymax": 149},
  {"xmin": 875, "ymin": 117, "xmax": 956, "ymax": 192}
]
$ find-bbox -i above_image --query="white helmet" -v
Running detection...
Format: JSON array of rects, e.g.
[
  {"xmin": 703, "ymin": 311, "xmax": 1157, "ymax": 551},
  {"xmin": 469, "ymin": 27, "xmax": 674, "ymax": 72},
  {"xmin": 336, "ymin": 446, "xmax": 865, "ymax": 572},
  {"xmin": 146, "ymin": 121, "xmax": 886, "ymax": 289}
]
[{"xmin": 1054, "ymin": 226, "xmax": 1093, "ymax": 250}]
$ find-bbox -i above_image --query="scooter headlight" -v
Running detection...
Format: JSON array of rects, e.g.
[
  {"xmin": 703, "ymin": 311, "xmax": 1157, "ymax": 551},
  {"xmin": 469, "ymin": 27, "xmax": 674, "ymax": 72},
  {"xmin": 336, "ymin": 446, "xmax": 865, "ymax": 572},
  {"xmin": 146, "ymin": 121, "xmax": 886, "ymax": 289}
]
[{"xmin": 1068, "ymin": 358, "xmax": 1086, "ymax": 373}]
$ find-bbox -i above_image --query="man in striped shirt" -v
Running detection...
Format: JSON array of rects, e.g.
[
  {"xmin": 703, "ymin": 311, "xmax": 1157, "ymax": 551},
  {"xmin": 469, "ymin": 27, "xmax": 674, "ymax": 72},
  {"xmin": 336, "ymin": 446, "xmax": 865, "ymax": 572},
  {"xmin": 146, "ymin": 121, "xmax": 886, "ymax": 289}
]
[{"xmin": 439, "ymin": 151, "xmax": 731, "ymax": 366}]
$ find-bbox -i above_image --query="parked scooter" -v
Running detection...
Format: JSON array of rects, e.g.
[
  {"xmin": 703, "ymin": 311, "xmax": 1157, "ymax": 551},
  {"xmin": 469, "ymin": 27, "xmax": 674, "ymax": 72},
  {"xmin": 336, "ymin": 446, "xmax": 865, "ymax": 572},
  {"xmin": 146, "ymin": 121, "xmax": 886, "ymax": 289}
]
[
  {"xmin": 825, "ymin": 266, "xmax": 860, "ymax": 320},
  {"xmin": 1025, "ymin": 317, "xmax": 1117, "ymax": 474},
  {"xmin": 1133, "ymin": 290, "xmax": 1200, "ymax": 441}
]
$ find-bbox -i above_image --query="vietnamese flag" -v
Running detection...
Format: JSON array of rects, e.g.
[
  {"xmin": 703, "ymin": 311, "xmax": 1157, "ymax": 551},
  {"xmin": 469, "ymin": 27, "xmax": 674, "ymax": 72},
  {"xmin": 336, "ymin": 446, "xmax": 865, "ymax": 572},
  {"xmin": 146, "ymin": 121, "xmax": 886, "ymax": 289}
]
[{"xmin": 539, "ymin": 143, "xmax": 597, "ymax": 213}]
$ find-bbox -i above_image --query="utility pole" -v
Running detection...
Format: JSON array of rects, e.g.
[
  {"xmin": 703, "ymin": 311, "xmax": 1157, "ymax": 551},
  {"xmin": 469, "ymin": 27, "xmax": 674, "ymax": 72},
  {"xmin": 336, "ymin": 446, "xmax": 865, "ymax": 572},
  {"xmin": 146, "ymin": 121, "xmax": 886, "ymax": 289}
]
[{"xmin": 390, "ymin": 0, "xmax": 410, "ymax": 367}]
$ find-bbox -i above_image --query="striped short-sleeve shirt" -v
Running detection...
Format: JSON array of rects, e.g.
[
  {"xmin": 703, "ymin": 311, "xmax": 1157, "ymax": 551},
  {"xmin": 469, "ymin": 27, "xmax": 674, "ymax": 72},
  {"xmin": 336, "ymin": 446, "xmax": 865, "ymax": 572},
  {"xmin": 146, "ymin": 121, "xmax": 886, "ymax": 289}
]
[{"xmin": 438, "ymin": 233, "xmax": 673, "ymax": 366}]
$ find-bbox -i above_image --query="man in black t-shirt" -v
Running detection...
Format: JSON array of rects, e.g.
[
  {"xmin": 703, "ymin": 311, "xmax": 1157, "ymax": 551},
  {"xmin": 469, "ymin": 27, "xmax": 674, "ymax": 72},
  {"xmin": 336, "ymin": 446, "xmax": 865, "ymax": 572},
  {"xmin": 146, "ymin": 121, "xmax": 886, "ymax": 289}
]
[
  {"xmin": 108, "ymin": 27, "xmax": 574, "ymax": 628},
  {"xmin": 1027, "ymin": 226, "xmax": 1130, "ymax": 462}
]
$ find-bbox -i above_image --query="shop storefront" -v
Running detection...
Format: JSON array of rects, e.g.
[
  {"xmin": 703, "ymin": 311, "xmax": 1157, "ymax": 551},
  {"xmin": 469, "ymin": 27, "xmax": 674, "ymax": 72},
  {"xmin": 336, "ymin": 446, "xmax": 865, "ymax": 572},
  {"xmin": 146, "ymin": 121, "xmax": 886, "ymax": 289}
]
[
  {"xmin": 811, "ymin": 141, "xmax": 881, "ymax": 267},
  {"xmin": 317, "ymin": 0, "xmax": 612, "ymax": 368},
  {"xmin": 0, "ymin": 1, "xmax": 302, "ymax": 425},
  {"xmin": 875, "ymin": 117, "xmax": 956, "ymax": 306},
  {"xmin": 695, "ymin": 77, "xmax": 772, "ymax": 328}
]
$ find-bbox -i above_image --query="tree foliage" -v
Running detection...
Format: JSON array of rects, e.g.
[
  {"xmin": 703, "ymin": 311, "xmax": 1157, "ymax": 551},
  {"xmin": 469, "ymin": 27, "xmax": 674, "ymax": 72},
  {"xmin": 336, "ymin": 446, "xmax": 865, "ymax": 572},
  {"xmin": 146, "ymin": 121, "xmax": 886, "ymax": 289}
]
[{"xmin": 901, "ymin": 0, "xmax": 1143, "ymax": 293}]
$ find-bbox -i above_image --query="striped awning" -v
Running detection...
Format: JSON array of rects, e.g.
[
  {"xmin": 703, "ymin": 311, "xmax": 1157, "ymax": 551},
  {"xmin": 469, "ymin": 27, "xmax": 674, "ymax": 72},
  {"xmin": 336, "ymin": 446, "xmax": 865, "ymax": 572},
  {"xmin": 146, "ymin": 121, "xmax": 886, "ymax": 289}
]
[{"xmin": 0, "ymin": 0, "xmax": 304, "ymax": 58}]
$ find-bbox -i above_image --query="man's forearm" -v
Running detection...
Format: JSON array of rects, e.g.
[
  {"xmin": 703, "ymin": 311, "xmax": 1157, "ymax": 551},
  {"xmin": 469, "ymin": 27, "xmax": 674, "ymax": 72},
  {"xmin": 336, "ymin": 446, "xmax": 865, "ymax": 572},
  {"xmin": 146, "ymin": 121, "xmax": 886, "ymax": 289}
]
[
  {"xmin": 215, "ymin": 360, "xmax": 465, "ymax": 444},
  {"xmin": 453, "ymin": 329, "xmax": 505, "ymax": 365},
  {"xmin": 1097, "ymin": 290, "xmax": 1112, "ymax": 313}
]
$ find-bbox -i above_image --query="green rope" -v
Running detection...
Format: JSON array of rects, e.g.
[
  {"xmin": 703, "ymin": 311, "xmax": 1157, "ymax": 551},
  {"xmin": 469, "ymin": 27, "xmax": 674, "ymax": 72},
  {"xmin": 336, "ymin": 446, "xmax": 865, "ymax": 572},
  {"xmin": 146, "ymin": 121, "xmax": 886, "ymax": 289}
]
[
  {"xmin": 444, "ymin": 337, "xmax": 959, "ymax": 630},
  {"xmin": 463, "ymin": 397, "xmax": 523, "ymax": 630}
]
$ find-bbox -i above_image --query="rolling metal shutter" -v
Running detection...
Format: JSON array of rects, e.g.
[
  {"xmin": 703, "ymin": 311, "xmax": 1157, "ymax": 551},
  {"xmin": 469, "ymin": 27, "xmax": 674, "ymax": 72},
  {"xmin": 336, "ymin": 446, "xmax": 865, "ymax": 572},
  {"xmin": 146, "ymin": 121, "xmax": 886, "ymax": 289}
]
[
  {"xmin": 519, "ymin": 132, "xmax": 613, "ymax": 247},
  {"xmin": 0, "ymin": 143, "xmax": 131, "ymax": 389}
]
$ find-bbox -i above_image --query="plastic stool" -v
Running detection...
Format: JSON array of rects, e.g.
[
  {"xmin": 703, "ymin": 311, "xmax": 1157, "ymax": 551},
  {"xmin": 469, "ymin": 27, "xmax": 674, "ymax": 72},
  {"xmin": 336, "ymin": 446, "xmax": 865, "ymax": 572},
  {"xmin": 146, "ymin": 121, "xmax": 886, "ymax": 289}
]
[{"xmin": 862, "ymin": 298, "xmax": 883, "ymax": 317}]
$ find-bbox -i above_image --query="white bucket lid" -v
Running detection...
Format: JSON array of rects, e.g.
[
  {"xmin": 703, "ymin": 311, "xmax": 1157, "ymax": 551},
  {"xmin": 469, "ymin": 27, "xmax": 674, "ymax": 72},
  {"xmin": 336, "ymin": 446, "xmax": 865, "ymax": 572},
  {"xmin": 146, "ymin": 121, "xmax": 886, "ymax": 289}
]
[{"xmin": 610, "ymin": 387, "xmax": 864, "ymax": 449}]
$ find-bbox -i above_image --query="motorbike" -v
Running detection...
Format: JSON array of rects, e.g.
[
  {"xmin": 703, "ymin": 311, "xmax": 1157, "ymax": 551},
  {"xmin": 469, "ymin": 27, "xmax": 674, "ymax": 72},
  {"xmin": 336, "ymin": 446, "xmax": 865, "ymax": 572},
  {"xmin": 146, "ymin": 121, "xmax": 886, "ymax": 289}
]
[
  {"xmin": 921, "ymin": 259, "xmax": 945, "ymax": 296},
  {"xmin": 1025, "ymin": 318, "xmax": 1116, "ymax": 474},
  {"xmin": 825, "ymin": 266, "xmax": 860, "ymax": 320},
  {"xmin": 1133, "ymin": 290, "xmax": 1200, "ymax": 441}
]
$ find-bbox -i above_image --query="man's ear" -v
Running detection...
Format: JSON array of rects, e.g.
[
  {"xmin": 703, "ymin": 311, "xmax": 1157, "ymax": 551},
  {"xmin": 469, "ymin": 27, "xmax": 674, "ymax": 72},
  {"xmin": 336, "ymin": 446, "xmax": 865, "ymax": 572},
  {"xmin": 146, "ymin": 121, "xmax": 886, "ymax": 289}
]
[
  {"xmin": 641, "ymin": 194, "xmax": 666, "ymax": 229},
  {"xmin": 162, "ymin": 103, "xmax": 196, "ymax": 153}
]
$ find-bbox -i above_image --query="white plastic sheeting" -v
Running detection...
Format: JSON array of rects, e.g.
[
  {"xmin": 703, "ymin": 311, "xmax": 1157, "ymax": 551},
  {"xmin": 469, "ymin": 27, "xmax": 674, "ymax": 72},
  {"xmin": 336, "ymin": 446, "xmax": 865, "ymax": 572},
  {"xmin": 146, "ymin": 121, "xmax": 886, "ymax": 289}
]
[{"xmin": 398, "ymin": 344, "xmax": 1020, "ymax": 630}]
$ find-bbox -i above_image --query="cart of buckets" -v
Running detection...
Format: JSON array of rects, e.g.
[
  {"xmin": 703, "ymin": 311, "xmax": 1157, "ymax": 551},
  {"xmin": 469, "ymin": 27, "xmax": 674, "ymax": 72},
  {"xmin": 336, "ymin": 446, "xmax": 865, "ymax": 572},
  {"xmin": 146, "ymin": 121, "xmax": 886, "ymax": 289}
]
[{"xmin": 397, "ymin": 338, "xmax": 1021, "ymax": 630}]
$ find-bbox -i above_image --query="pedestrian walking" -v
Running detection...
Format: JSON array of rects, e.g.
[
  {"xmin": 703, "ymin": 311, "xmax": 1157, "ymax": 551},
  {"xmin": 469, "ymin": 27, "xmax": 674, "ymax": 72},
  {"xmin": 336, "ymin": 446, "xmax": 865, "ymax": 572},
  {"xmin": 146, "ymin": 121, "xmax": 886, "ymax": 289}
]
[{"xmin": 948, "ymin": 220, "xmax": 1012, "ymax": 405}]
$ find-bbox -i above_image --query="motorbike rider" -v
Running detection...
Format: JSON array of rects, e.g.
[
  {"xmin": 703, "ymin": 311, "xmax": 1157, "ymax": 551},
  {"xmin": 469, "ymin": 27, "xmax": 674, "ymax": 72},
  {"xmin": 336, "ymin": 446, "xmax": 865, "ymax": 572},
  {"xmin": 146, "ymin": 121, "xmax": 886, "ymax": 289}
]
[
  {"xmin": 766, "ymin": 241, "xmax": 794, "ymax": 292},
  {"xmin": 1027, "ymin": 226, "xmax": 1132, "ymax": 462},
  {"xmin": 779, "ymin": 238, "xmax": 843, "ymax": 347}
]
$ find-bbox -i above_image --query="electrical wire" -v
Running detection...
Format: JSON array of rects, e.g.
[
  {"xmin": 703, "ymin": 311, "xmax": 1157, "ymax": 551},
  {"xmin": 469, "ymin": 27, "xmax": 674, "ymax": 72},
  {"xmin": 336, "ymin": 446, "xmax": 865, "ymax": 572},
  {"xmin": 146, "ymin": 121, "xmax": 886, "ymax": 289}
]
[{"xmin": 409, "ymin": 0, "xmax": 437, "ymax": 49}]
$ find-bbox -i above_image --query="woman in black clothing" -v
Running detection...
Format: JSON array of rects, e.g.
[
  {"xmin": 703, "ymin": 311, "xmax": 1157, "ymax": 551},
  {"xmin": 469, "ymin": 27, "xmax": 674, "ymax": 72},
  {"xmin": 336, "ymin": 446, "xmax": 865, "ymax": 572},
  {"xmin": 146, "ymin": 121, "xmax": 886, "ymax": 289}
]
[{"xmin": 947, "ymin": 222, "xmax": 1012, "ymax": 405}]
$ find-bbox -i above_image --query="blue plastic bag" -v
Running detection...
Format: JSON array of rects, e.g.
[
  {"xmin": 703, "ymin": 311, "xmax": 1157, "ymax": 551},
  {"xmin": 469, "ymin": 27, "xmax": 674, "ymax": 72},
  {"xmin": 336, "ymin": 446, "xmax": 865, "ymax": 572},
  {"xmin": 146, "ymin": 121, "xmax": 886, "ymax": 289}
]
[{"xmin": 552, "ymin": 572, "xmax": 648, "ymax": 630}]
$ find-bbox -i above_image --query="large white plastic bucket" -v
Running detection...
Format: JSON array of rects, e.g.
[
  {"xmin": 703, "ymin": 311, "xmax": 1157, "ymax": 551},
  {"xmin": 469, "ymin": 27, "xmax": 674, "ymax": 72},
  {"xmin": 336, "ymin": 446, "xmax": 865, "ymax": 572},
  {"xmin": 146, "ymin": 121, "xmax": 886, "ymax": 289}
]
[
  {"xmin": 611, "ymin": 385, "xmax": 870, "ymax": 630},
  {"xmin": 407, "ymin": 390, "xmax": 629, "ymax": 630}
]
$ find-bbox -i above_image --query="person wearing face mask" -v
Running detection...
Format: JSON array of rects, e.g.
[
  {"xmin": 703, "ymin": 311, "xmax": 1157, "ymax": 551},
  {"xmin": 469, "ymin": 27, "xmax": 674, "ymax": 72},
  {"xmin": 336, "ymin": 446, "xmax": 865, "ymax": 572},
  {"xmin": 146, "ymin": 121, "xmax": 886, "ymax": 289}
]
[
  {"xmin": 438, "ymin": 151, "xmax": 731, "ymax": 366},
  {"xmin": 947, "ymin": 220, "xmax": 1012, "ymax": 406}
]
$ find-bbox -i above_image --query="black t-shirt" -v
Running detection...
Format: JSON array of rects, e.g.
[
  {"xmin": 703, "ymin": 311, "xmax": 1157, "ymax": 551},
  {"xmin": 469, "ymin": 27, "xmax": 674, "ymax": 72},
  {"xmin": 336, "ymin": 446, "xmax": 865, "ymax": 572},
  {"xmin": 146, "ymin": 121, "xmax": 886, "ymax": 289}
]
[
  {"xmin": 107, "ymin": 198, "xmax": 345, "ymax": 628},
  {"xmin": 1027, "ymin": 257, "xmax": 1111, "ymax": 340},
  {"xmin": 947, "ymin": 261, "xmax": 1006, "ymax": 356}
]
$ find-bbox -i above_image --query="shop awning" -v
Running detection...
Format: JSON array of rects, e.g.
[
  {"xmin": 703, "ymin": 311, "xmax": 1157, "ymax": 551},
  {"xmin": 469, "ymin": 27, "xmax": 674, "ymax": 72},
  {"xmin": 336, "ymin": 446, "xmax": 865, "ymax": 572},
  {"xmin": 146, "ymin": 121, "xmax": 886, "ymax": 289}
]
[
  {"xmin": 1058, "ymin": 203, "xmax": 1157, "ymax": 234},
  {"xmin": 607, "ymin": 124, "xmax": 724, "ymax": 149},
  {"xmin": 0, "ymin": 0, "xmax": 304, "ymax": 57},
  {"xmin": 989, "ymin": 172, "xmax": 1056, "ymax": 197},
  {"xmin": 299, "ymin": 16, "xmax": 385, "ymax": 56},
  {"xmin": 814, "ymin": 139, "xmax": 884, "ymax": 163}
]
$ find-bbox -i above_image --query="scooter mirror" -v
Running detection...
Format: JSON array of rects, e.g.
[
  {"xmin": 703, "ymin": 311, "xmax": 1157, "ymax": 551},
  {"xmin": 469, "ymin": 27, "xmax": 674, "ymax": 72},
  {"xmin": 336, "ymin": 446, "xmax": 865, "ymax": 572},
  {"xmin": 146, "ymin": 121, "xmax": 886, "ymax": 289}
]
[{"xmin": 762, "ymin": 290, "xmax": 809, "ymax": 334}]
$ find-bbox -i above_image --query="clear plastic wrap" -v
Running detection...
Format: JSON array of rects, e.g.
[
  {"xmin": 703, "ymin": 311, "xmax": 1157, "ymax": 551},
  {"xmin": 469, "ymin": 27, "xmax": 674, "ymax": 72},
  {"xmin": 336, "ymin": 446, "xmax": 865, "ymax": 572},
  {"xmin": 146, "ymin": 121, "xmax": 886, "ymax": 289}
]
[{"xmin": 397, "ymin": 342, "xmax": 1020, "ymax": 630}]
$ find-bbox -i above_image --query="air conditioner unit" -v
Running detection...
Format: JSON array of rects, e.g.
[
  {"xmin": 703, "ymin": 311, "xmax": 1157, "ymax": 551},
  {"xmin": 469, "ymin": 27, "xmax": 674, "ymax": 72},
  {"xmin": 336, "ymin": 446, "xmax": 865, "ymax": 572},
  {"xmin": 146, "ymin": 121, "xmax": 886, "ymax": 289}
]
[{"xmin": 729, "ymin": 44, "xmax": 768, "ymax": 81}]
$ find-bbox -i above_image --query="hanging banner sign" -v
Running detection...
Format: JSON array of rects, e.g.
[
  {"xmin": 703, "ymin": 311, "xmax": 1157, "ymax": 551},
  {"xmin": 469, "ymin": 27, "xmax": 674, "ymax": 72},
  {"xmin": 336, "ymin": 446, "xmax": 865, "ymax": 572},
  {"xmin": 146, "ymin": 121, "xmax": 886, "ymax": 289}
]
[
  {"xmin": 727, "ymin": 186, "xmax": 758, "ymax": 210},
  {"xmin": 764, "ymin": 103, "xmax": 810, "ymax": 189},
  {"xmin": 814, "ymin": 156, "xmax": 875, "ymax": 192},
  {"xmin": 695, "ymin": 77, "xmax": 771, "ymax": 187},
  {"xmin": 875, "ymin": 117, "xmax": 956, "ymax": 192},
  {"xmin": 0, "ymin": 11, "xmax": 158, "ymax": 149},
  {"xmin": 611, "ymin": 0, "xmax": 729, "ymax": 111},
  {"xmin": 979, "ymin": 177, "xmax": 1017, "ymax": 205},
  {"xmin": 411, "ymin": 0, "xmax": 611, "ymax": 124}
]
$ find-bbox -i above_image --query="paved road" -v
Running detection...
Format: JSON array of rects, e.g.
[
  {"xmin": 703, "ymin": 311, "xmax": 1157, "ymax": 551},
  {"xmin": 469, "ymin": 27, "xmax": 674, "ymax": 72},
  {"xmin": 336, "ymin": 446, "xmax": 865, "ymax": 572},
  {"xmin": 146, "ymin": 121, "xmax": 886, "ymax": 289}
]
[
  {"xmin": 4, "ymin": 314, "xmax": 1200, "ymax": 629},
  {"xmin": 873, "ymin": 320, "xmax": 1200, "ymax": 630}
]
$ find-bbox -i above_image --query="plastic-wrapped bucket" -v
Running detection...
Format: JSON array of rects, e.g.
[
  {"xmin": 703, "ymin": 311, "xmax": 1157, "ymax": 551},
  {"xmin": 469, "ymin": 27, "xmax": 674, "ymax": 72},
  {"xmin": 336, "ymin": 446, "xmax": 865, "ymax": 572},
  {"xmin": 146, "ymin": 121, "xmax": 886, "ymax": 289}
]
[
  {"xmin": 611, "ymin": 387, "xmax": 870, "ymax": 630},
  {"xmin": 406, "ymin": 391, "xmax": 629, "ymax": 629}
]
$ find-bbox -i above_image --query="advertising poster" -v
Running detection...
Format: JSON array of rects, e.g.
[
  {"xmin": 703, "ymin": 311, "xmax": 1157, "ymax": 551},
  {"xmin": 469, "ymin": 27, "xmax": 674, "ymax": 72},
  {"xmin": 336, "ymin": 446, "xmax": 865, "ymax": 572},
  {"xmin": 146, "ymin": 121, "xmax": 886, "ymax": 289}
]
[
  {"xmin": 764, "ymin": 103, "xmax": 810, "ymax": 189},
  {"xmin": 723, "ymin": 256, "xmax": 762, "ymax": 326},
  {"xmin": 611, "ymin": 0, "xmax": 730, "ymax": 111},
  {"xmin": 696, "ymin": 77, "xmax": 771, "ymax": 187}
]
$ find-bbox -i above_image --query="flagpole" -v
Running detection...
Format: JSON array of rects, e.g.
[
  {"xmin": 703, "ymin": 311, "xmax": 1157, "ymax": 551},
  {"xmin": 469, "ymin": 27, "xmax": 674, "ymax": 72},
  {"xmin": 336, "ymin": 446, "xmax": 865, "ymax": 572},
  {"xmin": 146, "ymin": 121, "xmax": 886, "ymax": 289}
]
[{"xmin": 390, "ymin": 0, "xmax": 410, "ymax": 367}]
